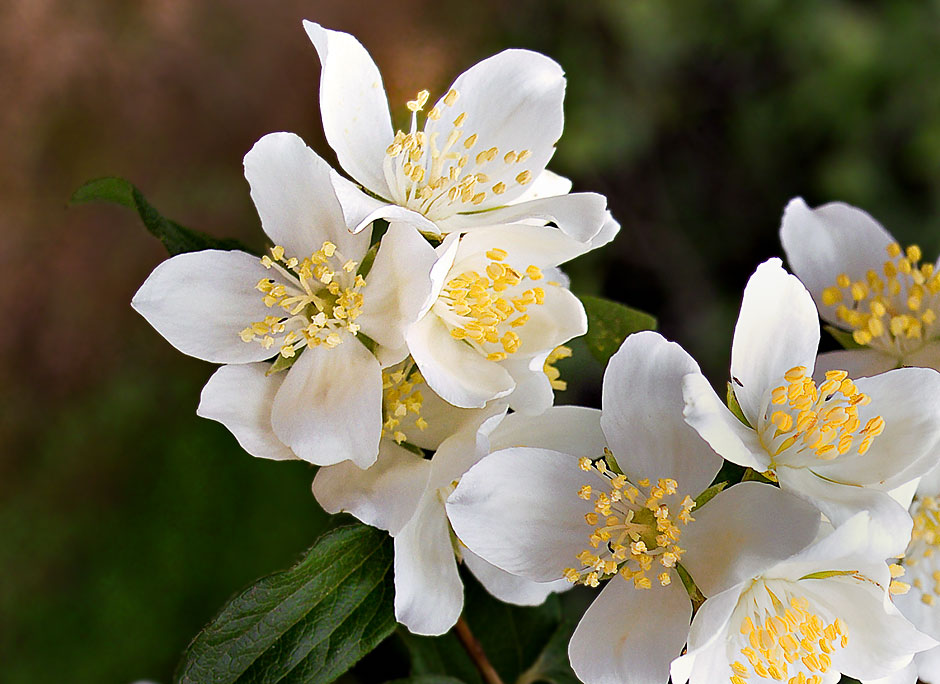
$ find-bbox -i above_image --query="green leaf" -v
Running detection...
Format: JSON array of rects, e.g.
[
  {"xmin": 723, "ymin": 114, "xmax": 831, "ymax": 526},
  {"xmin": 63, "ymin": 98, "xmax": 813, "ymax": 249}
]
[
  {"xmin": 725, "ymin": 382, "xmax": 752, "ymax": 427},
  {"xmin": 401, "ymin": 572, "xmax": 563, "ymax": 684},
  {"xmin": 266, "ymin": 350, "xmax": 301, "ymax": 376},
  {"xmin": 580, "ymin": 295, "xmax": 657, "ymax": 367},
  {"xmin": 387, "ymin": 677, "xmax": 468, "ymax": 684},
  {"xmin": 824, "ymin": 325, "xmax": 865, "ymax": 350},
  {"xmin": 72, "ymin": 176, "xmax": 252, "ymax": 256},
  {"xmin": 174, "ymin": 524, "xmax": 396, "ymax": 684}
]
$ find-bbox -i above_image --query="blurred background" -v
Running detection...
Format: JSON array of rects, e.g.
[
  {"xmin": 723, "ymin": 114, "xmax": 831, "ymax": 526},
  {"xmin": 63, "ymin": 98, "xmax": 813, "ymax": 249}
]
[{"xmin": 4, "ymin": 0, "xmax": 940, "ymax": 681}]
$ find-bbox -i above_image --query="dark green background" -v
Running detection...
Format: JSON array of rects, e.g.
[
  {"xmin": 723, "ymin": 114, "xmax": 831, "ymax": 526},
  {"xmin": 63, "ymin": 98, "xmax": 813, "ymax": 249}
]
[{"xmin": 4, "ymin": 0, "xmax": 940, "ymax": 681}]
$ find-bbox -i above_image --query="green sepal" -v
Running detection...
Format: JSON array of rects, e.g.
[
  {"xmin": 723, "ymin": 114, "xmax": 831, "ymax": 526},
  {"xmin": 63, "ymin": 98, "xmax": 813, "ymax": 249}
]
[
  {"xmin": 173, "ymin": 523, "xmax": 395, "ymax": 684},
  {"xmin": 676, "ymin": 563, "xmax": 706, "ymax": 611},
  {"xmin": 693, "ymin": 480, "xmax": 728, "ymax": 510},
  {"xmin": 266, "ymin": 350, "xmax": 300, "ymax": 376},
  {"xmin": 71, "ymin": 176, "xmax": 253, "ymax": 256},
  {"xmin": 726, "ymin": 382, "xmax": 752, "ymax": 427},
  {"xmin": 825, "ymin": 325, "xmax": 865, "ymax": 350},
  {"xmin": 358, "ymin": 242, "xmax": 380, "ymax": 279},
  {"xmin": 580, "ymin": 295, "xmax": 657, "ymax": 367},
  {"xmin": 798, "ymin": 569, "xmax": 858, "ymax": 581}
]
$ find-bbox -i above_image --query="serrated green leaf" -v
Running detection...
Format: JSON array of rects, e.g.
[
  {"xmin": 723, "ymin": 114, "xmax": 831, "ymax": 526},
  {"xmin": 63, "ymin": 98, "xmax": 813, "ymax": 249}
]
[
  {"xmin": 725, "ymin": 382, "xmax": 752, "ymax": 428},
  {"xmin": 580, "ymin": 296, "xmax": 657, "ymax": 367},
  {"xmin": 174, "ymin": 524, "xmax": 395, "ymax": 684},
  {"xmin": 824, "ymin": 325, "xmax": 865, "ymax": 350},
  {"xmin": 72, "ymin": 176, "xmax": 253, "ymax": 256}
]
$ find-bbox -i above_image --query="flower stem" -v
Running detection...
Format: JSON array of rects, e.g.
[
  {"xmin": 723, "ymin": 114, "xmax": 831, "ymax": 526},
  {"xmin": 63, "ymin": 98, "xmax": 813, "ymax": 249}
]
[{"xmin": 454, "ymin": 616, "xmax": 504, "ymax": 684}]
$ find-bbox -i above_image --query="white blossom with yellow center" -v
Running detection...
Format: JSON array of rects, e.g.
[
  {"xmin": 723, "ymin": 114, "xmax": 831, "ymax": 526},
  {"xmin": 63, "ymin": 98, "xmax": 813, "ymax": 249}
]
[
  {"xmin": 673, "ymin": 513, "xmax": 936, "ymax": 684},
  {"xmin": 683, "ymin": 259, "xmax": 940, "ymax": 551},
  {"xmin": 133, "ymin": 132, "xmax": 438, "ymax": 468},
  {"xmin": 405, "ymin": 224, "xmax": 589, "ymax": 414},
  {"xmin": 302, "ymin": 21, "xmax": 612, "ymax": 244},
  {"xmin": 781, "ymin": 198, "xmax": 940, "ymax": 377},
  {"xmin": 448, "ymin": 332, "xmax": 824, "ymax": 684}
]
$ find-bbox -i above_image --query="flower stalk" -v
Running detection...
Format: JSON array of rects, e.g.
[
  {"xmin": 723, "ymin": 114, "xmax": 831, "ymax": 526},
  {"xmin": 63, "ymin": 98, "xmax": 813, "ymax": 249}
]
[{"xmin": 454, "ymin": 616, "xmax": 505, "ymax": 684}]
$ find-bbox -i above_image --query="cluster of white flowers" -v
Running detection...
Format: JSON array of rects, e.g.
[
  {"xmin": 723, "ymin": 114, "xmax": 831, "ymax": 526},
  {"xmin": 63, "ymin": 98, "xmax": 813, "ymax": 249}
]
[{"xmin": 131, "ymin": 22, "xmax": 940, "ymax": 684}]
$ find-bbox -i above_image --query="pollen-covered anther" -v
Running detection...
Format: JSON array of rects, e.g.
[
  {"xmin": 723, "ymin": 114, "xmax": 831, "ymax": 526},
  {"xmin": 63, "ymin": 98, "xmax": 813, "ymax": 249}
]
[
  {"xmin": 240, "ymin": 243, "xmax": 365, "ymax": 356},
  {"xmin": 822, "ymin": 242, "xmax": 940, "ymax": 353},
  {"xmin": 563, "ymin": 458, "xmax": 694, "ymax": 590},
  {"xmin": 762, "ymin": 366, "xmax": 883, "ymax": 464},
  {"xmin": 732, "ymin": 590, "xmax": 847, "ymax": 684},
  {"xmin": 382, "ymin": 87, "xmax": 535, "ymax": 218},
  {"xmin": 440, "ymin": 253, "xmax": 549, "ymax": 360},
  {"xmin": 381, "ymin": 363, "xmax": 428, "ymax": 444}
]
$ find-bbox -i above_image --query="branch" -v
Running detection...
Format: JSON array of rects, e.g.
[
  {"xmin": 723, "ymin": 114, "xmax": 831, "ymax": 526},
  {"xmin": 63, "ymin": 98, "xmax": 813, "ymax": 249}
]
[{"xmin": 454, "ymin": 616, "xmax": 505, "ymax": 684}]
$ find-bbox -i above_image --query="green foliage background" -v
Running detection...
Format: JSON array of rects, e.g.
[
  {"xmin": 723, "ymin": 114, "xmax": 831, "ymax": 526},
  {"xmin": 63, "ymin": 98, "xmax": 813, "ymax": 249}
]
[{"xmin": 4, "ymin": 0, "xmax": 940, "ymax": 681}]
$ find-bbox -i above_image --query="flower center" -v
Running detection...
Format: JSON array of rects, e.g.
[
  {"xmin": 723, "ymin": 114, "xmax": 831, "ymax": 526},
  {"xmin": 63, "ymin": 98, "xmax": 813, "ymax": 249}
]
[
  {"xmin": 731, "ymin": 581, "xmax": 847, "ymax": 684},
  {"xmin": 381, "ymin": 361, "xmax": 429, "ymax": 445},
  {"xmin": 239, "ymin": 242, "xmax": 365, "ymax": 357},
  {"xmin": 821, "ymin": 242, "xmax": 940, "ymax": 356},
  {"xmin": 901, "ymin": 495, "xmax": 940, "ymax": 606},
  {"xmin": 563, "ymin": 453, "xmax": 695, "ymax": 590},
  {"xmin": 758, "ymin": 366, "xmax": 883, "ymax": 468},
  {"xmin": 383, "ymin": 89, "xmax": 534, "ymax": 220},
  {"xmin": 436, "ymin": 248, "xmax": 547, "ymax": 361}
]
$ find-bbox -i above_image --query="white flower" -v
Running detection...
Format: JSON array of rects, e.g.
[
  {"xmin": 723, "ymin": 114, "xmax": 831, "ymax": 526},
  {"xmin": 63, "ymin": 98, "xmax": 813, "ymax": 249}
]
[
  {"xmin": 682, "ymin": 258, "xmax": 940, "ymax": 554},
  {"xmin": 780, "ymin": 198, "xmax": 940, "ymax": 377},
  {"xmin": 446, "ymin": 331, "xmax": 823, "ymax": 684},
  {"xmin": 302, "ymin": 22, "xmax": 609, "ymax": 242},
  {"xmin": 883, "ymin": 466, "xmax": 940, "ymax": 684},
  {"xmin": 672, "ymin": 513, "xmax": 936, "ymax": 684},
  {"xmin": 406, "ymin": 223, "xmax": 588, "ymax": 413},
  {"xmin": 313, "ymin": 383, "xmax": 567, "ymax": 636},
  {"xmin": 132, "ymin": 132, "xmax": 437, "ymax": 468}
]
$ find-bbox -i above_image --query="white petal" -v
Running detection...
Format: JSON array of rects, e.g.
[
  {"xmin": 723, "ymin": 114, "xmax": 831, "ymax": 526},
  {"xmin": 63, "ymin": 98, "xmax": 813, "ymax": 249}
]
[
  {"xmin": 407, "ymin": 383, "xmax": 505, "ymax": 452},
  {"xmin": 916, "ymin": 647, "xmax": 940, "ymax": 683},
  {"xmin": 813, "ymin": 348, "xmax": 899, "ymax": 380},
  {"xmin": 601, "ymin": 332, "xmax": 723, "ymax": 494},
  {"xmin": 568, "ymin": 577, "xmax": 691, "ymax": 684},
  {"xmin": 680, "ymin": 482, "xmax": 821, "ymax": 597},
  {"xmin": 501, "ymin": 354, "xmax": 555, "ymax": 416},
  {"xmin": 303, "ymin": 22, "xmax": 393, "ymax": 197},
  {"xmin": 682, "ymin": 373, "xmax": 770, "ymax": 470},
  {"xmin": 589, "ymin": 212, "xmax": 621, "ymax": 251},
  {"xmin": 812, "ymin": 367, "xmax": 940, "ymax": 488},
  {"xmin": 775, "ymin": 469, "xmax": 913, "ymax": 558},
  {"xmin": 425, "ymin": 49, "xmax": 564, "ymax": 208},
  {"xmin": 462, "ymin": 547, "xmax": 568, "ymax": 606},
  {"xmin": 512, "ymin": 169, "xmax": 573, "ymax": 203},
  {"xmin": 132, "ymin": 249, "xmax": 282, "ymax": 364},
  {"xmin": 357, "ymin": 222, "xmax": 437, "ymax": 356},
  {"xmin": 671, "ymin": 583, "xmax": 745, "ymax": 684},
  {"xmin": 345, "ymin": 201, "xmax": 444, "ymax": 237},
  {"xmin": 406, "ymin": 312, "xmax": 514, "ymax": 409},
  {"xmin": 428, "ymin": 409, "xmax": 507, "ymax": 491},
  {"xmin": 311, "ymin": 440, "xmax": 430, "ymax": 535},
  {"xmin": 453, "ymin": 223, "xmax": 590, "ymax": 271},
  {"xmin": 730, "ymin": 258, "xmax": 820, "ymax": 424},
  {"xmin": 394, "ymin": 493, "xmax": 463, "ymax": 636},
  {"xmin": 446, "ymin": 447, "xmax": 594, "ymax": 583},
  {"xmin": 780, "ymin": 198, "xmax": 896, "ymax": 328},
  {"xmin": 439, "ymin": 193, "xmax": 608, "ymax": 244},
  {"xmin": 196, "ymin": 363, "xmax": 294, "ymax": 460},
  {"xmin": 243, "ymin": 132, "xmax": 369, "ymax": 260},
  {"xmin": 917, "ymin": 461, "xmax": 940, "ymax": 497},
  {"xmin": 805, "ymin": 579, "xmax": 934, "ymax": 680},
  {"xmin": 271, "ymin": 341, "xmax": 382, "ymax": 468},
  {"xmin": 489, "ymin": 405, "xmax": 606, "ymax": 458},
  {"xmin": 863, "ymin": 660, "xmax": 919, "ymax": 684}
]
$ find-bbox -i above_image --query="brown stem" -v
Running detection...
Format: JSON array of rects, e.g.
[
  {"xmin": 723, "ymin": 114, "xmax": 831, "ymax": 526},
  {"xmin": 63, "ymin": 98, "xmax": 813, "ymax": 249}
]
[{"xmin": 454, "ymin": 616, "xmax": 505, "ymax": 684}]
